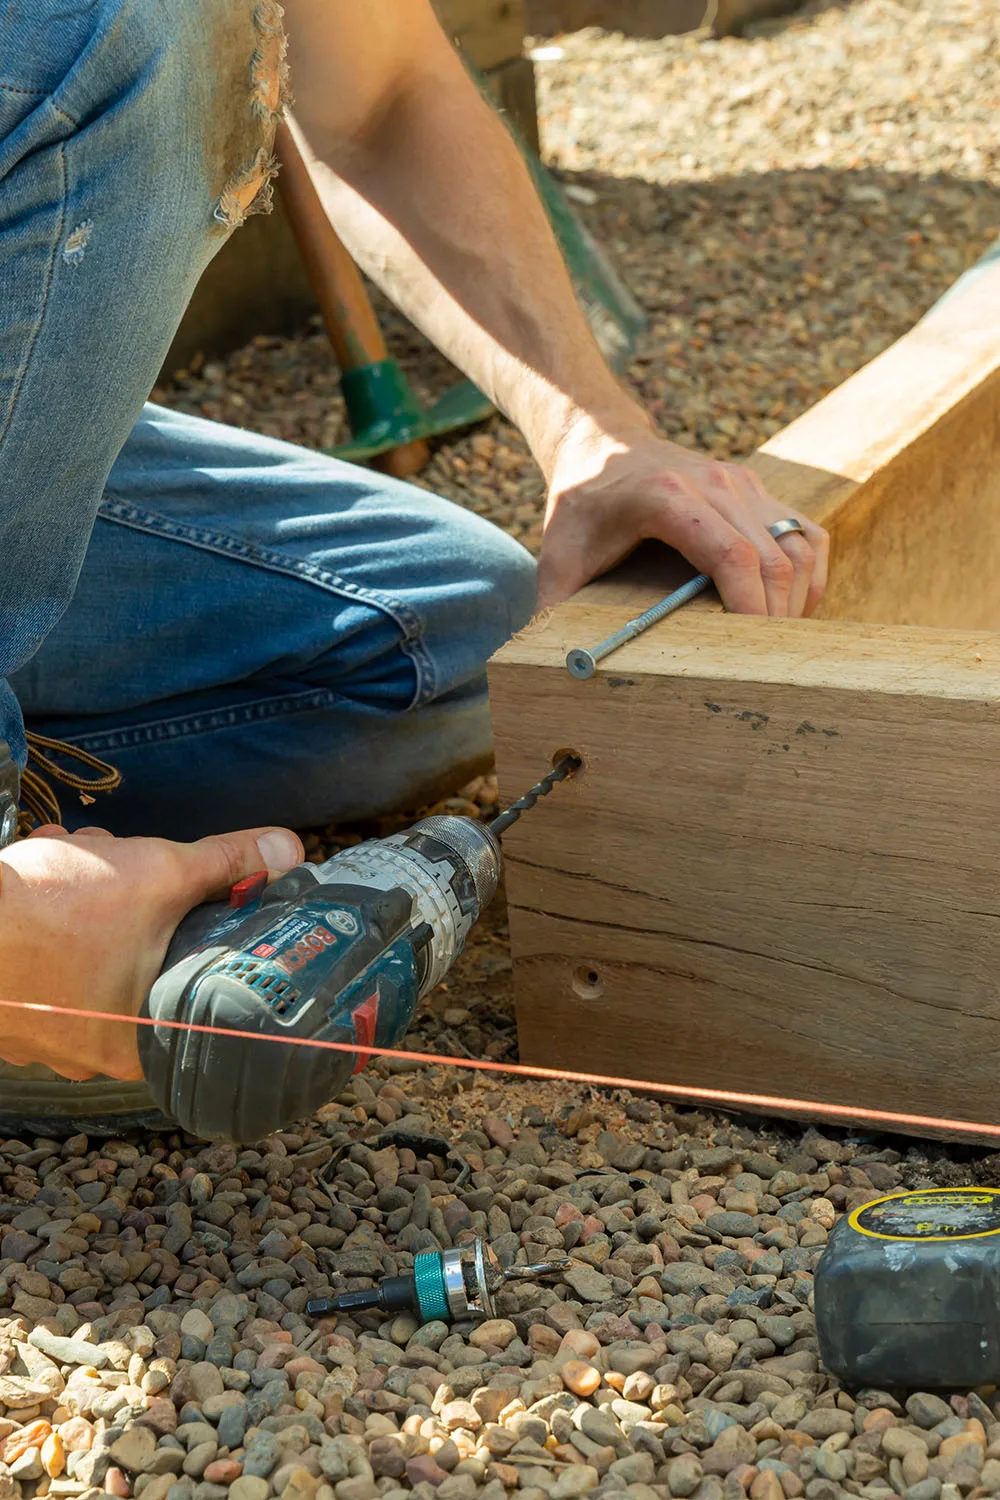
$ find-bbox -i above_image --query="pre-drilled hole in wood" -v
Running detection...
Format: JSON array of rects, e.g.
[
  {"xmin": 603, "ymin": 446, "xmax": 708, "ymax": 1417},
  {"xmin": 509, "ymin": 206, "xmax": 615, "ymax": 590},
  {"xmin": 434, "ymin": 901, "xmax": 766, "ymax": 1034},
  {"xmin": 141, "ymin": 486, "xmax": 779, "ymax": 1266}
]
[
  {"xmin": 572, "ymin": 965, "xmax": 604, "ymax": 1000},
  {"xmin": 553, "ymin": 748, "xmax": 584, "ymax": 776}
]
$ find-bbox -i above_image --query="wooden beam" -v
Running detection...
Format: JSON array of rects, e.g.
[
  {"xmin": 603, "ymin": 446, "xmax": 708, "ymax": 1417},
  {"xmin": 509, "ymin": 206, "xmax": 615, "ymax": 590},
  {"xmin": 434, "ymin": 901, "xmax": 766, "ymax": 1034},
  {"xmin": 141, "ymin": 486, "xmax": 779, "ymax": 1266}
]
[
  {"xmin": 433, "ymin": 0, "xmax": 526, "ymax": 71},
  {"xmin": 488, "ymin": 265, "xmax": 1000, "ymax": 1141},
  {"xmin": 746, "ymin": 266, "xmax": 1000, "ymax": 630},
  {"xmin": 523, "ymin": 0, "xmax": 796, "ymax": 39}
]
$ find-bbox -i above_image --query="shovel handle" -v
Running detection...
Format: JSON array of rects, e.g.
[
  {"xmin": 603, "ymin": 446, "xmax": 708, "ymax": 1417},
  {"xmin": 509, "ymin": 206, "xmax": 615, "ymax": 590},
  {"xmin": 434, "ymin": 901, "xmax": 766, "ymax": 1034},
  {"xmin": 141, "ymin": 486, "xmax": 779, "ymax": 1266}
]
[{"xmin": 276, "ymin": 120, "xmax": 430, "ymax": 477}]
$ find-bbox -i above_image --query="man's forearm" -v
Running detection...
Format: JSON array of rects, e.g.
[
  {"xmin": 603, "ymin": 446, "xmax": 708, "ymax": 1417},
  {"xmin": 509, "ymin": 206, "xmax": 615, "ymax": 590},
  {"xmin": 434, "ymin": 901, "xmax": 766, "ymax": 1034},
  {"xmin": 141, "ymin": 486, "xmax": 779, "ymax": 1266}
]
[
  {"xmin": 282, "ymin": 0, "xmax": 828, "ymax": 618},
  {"xmin": 286, "ymin": 55, "xmax": 651, "ymax": 477}
]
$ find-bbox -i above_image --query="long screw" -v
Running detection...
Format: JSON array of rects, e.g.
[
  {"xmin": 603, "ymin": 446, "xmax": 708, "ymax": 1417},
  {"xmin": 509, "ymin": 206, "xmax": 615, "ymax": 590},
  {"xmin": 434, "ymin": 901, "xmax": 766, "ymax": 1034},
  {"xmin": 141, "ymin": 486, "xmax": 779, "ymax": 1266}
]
[
  {"xmin": 488, "ymin": 752, "xmax": 581, "ymax": 837},
  {"xmin": 566, "ymin": 573, "xmax": 710, "ymax": 679},
  {"xmin": 566, "ymin": 520, "xmax": 806, "ymax": 678}
]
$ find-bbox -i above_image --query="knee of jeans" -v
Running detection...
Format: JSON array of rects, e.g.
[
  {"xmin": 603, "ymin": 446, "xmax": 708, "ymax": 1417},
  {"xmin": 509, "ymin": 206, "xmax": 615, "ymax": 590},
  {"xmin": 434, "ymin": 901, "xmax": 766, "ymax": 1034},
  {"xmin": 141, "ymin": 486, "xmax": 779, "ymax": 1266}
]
[
  {"xmin": 478, "ymin": 529, "xmax": 538, "ymax": 645},
  {"xmin": 306, "ymin": 530, "xmax": 536, "ymax": 714},
  {"xmin": 404, "ymin": 528, "xmax": 536, "ymax": 710},
  {"xmin": 407, "ymin": 525, "xmax": 537, "ymax": 706}
]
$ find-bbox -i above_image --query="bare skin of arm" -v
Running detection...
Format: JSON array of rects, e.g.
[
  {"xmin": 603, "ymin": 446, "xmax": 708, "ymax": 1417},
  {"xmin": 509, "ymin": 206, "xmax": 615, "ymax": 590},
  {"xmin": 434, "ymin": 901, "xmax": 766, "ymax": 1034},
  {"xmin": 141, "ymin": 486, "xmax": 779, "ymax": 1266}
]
[{"xmin": 280, "ymin": 0, "xmax": 828, "ymax": 614}]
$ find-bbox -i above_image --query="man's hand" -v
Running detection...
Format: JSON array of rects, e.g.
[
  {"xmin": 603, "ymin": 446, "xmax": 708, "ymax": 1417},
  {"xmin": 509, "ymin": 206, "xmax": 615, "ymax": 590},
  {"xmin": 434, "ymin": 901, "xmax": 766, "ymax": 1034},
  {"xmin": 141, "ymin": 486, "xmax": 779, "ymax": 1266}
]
[
  {"xmin": 0, "ymin": 824, "xmax": 303, "ymax": 1080},
  {"xmin": 537, "ymin": 415, "xmax": 829, "ymax": 616}
]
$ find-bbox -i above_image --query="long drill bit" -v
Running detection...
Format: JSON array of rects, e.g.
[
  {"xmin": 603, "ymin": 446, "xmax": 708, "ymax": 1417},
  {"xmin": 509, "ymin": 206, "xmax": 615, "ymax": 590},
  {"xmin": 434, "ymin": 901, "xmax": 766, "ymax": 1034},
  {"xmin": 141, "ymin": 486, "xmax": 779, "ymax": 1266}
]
[{"xmin": 488, "ymin": 752, "xmax": 581, "ymax": 837}]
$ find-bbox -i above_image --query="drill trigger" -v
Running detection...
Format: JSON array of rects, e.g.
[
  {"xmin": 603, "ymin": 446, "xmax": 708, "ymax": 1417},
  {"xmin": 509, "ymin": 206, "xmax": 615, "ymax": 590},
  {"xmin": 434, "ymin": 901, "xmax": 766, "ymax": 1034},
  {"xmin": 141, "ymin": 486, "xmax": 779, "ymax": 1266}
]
[
  {"xmin": 229, "ymin": 870, "xmax": 269, "ymax": 909},
  {"xmin": 351, "ymin": 987, "xmax": 380, "ymax": 1073}
]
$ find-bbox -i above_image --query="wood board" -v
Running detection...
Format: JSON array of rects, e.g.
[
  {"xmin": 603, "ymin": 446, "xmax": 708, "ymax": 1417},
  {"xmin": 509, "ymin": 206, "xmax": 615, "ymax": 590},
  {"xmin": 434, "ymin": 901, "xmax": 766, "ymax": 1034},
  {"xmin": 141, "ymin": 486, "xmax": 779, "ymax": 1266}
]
[
  {"xmin": 434, "ymin": 0, "xmax": 527, "ymax": 71},
  {"xmin": 488, "ymin": 264, "xmax": 1000, "ymax": 1141},
  {"xmin": 525, "ymin": 0, "xmax": 797, "ymax": 39}
]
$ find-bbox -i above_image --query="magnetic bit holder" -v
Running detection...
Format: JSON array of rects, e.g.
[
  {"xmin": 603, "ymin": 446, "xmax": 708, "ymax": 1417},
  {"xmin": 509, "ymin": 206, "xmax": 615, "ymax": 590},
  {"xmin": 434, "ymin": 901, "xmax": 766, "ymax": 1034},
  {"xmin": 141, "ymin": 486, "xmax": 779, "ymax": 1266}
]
[
  {"xmin": 306, "ymin": 1238, "xmax": 572, "ymax": 1324},
  {"xmin": 566, "ymin": 573, "xmax": 711, "ymax": 679}
]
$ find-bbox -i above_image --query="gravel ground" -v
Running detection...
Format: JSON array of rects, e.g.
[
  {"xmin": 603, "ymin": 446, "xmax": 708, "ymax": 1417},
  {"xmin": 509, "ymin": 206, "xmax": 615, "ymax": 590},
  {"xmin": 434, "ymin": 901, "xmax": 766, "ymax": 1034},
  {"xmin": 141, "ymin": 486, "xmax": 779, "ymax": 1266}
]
[
  {"xmin": 8, "ymin": 3, "xmax": 1000, "ymax": 1499},
  {"xmin": 0, "ymin": 1101, "xmax": 999, "ymax": 1500}
]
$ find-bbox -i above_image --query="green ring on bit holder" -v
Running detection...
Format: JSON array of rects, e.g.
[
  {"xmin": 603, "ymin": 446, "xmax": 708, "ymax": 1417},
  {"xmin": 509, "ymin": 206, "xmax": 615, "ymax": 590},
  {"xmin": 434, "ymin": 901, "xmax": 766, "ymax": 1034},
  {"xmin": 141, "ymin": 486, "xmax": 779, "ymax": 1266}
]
[{"xmin": 413, "ymin": 1251, "xmax": 451, "ymax": 1323}]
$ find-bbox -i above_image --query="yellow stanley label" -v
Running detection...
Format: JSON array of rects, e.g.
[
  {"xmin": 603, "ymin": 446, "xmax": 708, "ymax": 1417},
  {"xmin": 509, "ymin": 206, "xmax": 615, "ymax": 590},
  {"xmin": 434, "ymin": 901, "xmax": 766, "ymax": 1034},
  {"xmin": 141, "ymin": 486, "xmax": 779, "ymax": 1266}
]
[{"xmin": 849, "ymin": 1187, "xmax": 1000, "ymax": 1242}]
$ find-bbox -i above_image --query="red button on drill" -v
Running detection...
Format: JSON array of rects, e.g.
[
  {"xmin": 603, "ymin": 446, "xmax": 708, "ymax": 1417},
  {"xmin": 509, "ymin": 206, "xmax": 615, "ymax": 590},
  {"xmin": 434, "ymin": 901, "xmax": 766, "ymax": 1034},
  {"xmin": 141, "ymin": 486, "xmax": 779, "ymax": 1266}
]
[{"xmin": 230, "ymin": 870, "xmax": 269, "ymax": 909}]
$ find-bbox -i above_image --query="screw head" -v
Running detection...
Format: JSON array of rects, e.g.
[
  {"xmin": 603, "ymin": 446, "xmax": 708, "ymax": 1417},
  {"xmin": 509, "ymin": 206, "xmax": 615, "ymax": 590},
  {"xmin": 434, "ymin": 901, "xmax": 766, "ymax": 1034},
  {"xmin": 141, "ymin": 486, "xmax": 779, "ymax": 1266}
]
[{"xmin": 566, "ymin": 648, "xmax": 597, "ymax": 679}]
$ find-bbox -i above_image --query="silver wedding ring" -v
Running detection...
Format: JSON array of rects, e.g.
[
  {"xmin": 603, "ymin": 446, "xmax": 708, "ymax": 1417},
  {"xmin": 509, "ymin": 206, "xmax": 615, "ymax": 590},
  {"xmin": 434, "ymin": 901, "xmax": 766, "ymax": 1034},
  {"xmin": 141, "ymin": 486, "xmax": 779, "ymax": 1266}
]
[{"xmin": 768, "ymin": 518, "xmax": 806, "ymax": 541}]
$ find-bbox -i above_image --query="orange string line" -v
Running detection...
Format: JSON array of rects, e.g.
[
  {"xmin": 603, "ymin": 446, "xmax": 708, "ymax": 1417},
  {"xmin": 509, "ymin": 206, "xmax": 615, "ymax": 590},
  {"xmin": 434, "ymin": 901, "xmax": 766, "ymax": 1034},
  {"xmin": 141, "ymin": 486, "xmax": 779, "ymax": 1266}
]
[{"xmin": 1, "ymin": 995, "xmax": 997, "ymax": 1138}]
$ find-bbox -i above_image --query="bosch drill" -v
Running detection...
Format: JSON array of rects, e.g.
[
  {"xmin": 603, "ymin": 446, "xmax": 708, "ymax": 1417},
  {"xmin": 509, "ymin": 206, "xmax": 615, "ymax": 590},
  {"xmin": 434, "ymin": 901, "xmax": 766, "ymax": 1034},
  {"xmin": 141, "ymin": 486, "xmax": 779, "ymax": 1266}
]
[{"xmin": 139, "ymin": 756, "xmax": 578, "ymax": 1141}]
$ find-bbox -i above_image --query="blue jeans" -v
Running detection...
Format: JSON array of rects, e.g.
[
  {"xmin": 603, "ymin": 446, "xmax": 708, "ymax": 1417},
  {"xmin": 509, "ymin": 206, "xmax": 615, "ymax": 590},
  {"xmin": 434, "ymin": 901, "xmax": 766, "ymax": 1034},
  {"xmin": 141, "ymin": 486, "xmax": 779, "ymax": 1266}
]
[{"xmin": 0, "ymin": 0, "xmax": 535, "ymax": 838}]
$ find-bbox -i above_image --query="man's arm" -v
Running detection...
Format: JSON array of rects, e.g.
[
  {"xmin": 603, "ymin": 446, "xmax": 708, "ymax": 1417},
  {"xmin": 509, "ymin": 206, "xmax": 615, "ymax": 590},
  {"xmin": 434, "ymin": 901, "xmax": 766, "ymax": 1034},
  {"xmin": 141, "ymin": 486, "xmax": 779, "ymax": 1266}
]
[{"xmin": 280, "ymin": 0, "xmax": 828, "ymax": 614}]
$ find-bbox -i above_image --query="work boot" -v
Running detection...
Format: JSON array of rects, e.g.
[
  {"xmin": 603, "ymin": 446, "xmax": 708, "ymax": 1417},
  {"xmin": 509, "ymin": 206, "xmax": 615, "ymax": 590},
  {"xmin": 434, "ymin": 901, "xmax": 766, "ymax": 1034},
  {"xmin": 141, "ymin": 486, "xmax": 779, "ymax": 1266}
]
[
  {"xmin": 0, "ymin": 734, "xmax": 170, "ymax": 1136},
  {"xmin": 0, "ymin": 1060, "xmax": 167, "ymax": 1137}
]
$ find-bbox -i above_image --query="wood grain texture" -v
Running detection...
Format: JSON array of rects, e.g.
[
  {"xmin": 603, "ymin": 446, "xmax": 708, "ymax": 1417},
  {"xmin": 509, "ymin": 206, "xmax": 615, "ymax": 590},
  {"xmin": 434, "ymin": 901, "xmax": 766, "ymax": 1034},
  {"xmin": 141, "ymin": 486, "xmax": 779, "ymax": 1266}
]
[
  {"xmin": 433, "ymin": 0, "xmax": 526, "ymax": 70},
  {"xmin": 483, "ymin": 56, "xmax": 541, "ymax": 154},
  {"xmin": 492, "ymin": 620, "xmax": 1000, "ymax": 1137},
  {"xmin": 489, "ymin": 266, "xmax": 1000, "ymax": 1139},
  {"xmin": 747, "ymin": 264, "xmax": 1000, "ymax": 630}
]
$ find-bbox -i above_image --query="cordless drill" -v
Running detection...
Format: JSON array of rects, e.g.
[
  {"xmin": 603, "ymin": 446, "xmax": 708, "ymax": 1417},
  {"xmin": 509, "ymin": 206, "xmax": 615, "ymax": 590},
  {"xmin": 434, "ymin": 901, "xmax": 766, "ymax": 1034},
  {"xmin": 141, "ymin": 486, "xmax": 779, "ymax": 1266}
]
[{"xmin": 140, "ymin": 756, "xmax": 578, "ymax": 1141}]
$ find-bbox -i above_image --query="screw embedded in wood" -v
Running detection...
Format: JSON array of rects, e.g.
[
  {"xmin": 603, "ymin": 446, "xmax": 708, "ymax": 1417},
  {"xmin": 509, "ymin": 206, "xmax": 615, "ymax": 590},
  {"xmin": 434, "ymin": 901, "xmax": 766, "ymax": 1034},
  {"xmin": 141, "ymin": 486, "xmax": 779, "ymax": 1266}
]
[{"xmin": 566, "ymin": 573, "xmax": 712, "ymax": 677}]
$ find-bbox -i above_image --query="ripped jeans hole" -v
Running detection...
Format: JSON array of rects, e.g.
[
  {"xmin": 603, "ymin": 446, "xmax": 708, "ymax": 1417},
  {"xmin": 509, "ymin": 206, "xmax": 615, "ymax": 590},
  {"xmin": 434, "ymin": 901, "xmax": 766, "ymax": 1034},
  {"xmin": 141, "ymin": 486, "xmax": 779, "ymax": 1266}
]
[
  {"xmin": 63, "ymin": 221, "xmax": 94, "ymax": 266},
  {"xmin": 251, "ymin": 0, "xmax": 289, "ymax": 123},
  {"xmin": 215, "ymin": 147, "xmax": 278, "ymax": 230},
  {"xmin": 215, "ymin": 0, "xmax": 289, "ymax": 231}
]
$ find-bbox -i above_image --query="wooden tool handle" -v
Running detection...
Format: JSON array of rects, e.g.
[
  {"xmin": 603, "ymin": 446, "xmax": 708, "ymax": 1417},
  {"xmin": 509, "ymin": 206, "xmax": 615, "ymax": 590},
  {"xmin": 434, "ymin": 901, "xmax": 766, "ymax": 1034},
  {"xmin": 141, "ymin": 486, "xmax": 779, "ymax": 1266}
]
[
  {"xmin": 276, "ymin": 120, "xmax": 429, "ymax": 477},
  {"xmin": 276, "ymin": 121, "xmax": 385, "ymax": 371}
]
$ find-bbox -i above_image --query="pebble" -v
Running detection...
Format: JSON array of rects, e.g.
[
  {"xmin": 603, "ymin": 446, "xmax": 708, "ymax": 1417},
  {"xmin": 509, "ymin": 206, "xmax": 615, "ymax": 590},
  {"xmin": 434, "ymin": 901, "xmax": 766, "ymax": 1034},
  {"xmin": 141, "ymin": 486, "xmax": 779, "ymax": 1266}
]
[
  {"xmin": 109, "ymin": 1426, "xmax": 159, "ymax": 1474},
  {"xmin": 667, "ymin": 1454, "xmax": 704, "ymax": 1497},
  {"xmin": 749, "ymin": 1474, "xmax": 784, "ymax": 1500},
  {"xmin": 42, "ymin": 1429, "xmax": 65, "ymax": 1477},
  {"xmin": 706, "ymin": 1212, "xmax": 758, "ymax": 1237},
  {"xmin": 216, "ymin": 1404, "xmax": 250, "ymax": 1450},
  {"xmin": 230, "ymin": 1479, "xmax": 271, "ymax": 1500},
  {"xmin": 564, "ymin": 1267, "xmax": 614, "ymax": 1303},
  {"xmin": 468, "ymin": 1320, "xmax": 517, "ymax": 1351},
  {"xmin": 244, "ymin": 1431, "xmax": 282, "ymax": 1478},
  {"xmin": 28, "ymin": 1329, "xmax": 109, "ymax": 1368},
  {"xmin": 203, "ymin": 1460, "xmax": 242, "ymax": 1484},
  {"xmin": 407, "ymin": 1454, "xmax": 450, "ymax": 1487},
  {"xmin": 907, "ymin": 1393, "xmax": 953, "ymax": 1428},
  {"xmin": 179, "ymin": 1310, "xmax": 215, "ymax": 1344},
  {"xmin": 560, "ymin": 1361, "xmax": 602, "ymax": 1398},
  {"xmin": 550, "ymin": 1465, "xmax": 599, "ymax": 1497}
]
